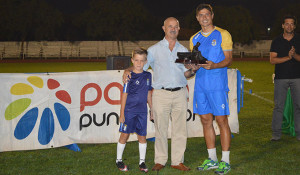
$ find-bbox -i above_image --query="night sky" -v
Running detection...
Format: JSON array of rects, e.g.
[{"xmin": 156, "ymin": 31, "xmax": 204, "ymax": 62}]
[{"xmin": 46, "ymin": 0, "xmax": 299, "ymax": 28}]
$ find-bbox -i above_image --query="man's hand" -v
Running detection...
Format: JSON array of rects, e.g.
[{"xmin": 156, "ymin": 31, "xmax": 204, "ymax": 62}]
[
  {"xmin": 150, "ymin": 110, "xmax": 154, "ymax": 123},
  {"xmin": 184, "ymin": 64, "xmax": 201, "ymax": 78},
  {"xmin": 200, "ymin": 61, "xmax": 215, "ymax": 70},
  {"xmin": 185, "ymin": 64, "xmax": 201, "ymax": 72},
  {"xmin": 119, "ymin": 114, "xmax": 125, "ymax": 123},
  {"xmin": 122, "ymin": 70, "xmax": 131, "ymax": 84},
  {"xmin": 289, "ymin": 46, "xmax": 296, "ymax": 59}
]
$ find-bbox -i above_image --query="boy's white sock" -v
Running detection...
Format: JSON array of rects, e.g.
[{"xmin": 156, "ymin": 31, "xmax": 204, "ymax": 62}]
[
  {"xmin": 207, "ymin": 148, "xmax": 218, "ymax": 162},
  {"xmin": 139, "ymin": 142, "xmax": 147, "ymax": 165},
  {"xmin": 221, "ymin": 151, "xmax": 230, "ymax": 164},
  {"xmin": 116, "ymin": 142, "xmax": 126, "ymax": 162}
]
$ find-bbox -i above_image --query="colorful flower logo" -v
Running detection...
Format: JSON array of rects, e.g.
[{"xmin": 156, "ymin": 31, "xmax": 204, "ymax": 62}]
[{"xmin": 4, "ymin": 76, "xmax": 72, "ymax": 145}]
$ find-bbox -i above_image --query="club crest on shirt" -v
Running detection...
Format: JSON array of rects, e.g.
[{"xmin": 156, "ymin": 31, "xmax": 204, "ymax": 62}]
[
  {"xmin": 212, "ymin": 39, "xmax": 217, "ymax": 46},
  {"xmin": 135, "ymin": 80, "xmax": 140, "ymax": 85},
  {"xmin": 221, "ymin": 104, "xmax": 225, "ymax": 109}
]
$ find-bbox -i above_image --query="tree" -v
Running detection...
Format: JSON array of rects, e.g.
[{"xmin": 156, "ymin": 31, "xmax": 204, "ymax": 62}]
[
  {"xmin": 0, "ymin": 0, "xmax": 20, "ymax": 40},
  {"xmin": 0, "ymin": 0, "xmax": 63, "ymax": 58},
  {"xmin": 0, "ymin": 0, "xmax": 63, "ymax": 41},
  {"xmin": 78, "ymin": 0, "xmax": 160, "ymax": 55},
  {"xmin": 271, "ymin": 3, "xmax": 300, "ymax": 38},
  {"xmin": 183, "ymin": 5, "xmax": 263, "ymax": 45}
]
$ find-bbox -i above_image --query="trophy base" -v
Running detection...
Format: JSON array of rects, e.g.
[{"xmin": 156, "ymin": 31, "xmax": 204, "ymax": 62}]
[{"xmin": 175, "ymin": 58, "xmax": 207, "ymax": 64}]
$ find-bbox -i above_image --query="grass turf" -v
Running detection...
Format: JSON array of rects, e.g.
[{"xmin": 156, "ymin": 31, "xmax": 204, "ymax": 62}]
[{"xmin": 1, "ymin": 61, "xmax": 300, "ymax": 175}]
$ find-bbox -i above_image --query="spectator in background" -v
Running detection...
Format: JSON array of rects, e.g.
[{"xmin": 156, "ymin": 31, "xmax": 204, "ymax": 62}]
[{"xmin": 270, "ymin": 14, "xmax": 300, "ymax": 141}]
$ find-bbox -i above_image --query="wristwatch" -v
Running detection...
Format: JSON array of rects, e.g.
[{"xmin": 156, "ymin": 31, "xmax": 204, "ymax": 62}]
[{"xmin": 189, "ymin": 69, "xmax": 195, "ymax": 76}]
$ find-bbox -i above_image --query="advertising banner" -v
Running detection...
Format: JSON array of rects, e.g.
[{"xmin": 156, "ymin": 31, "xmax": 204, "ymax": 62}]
[{"xmin": 0, "ymin": 69, "xmax": 239, "ymax": 152}]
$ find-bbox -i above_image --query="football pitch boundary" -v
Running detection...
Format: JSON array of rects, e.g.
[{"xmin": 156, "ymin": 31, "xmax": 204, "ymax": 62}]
[
  {"xmin": 244, "ymin": 89, "xmax": 274, "ymax": 104},
  {"xmin": 2, "ymin": 60, "xmax": 300, "ymax": 175}
]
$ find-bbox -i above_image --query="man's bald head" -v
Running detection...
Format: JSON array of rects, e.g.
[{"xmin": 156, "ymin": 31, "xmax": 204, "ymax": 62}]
[
  {"xmin": 162, "ymin": 17, "xmax": 180, "ymax": 41},
  {"xmin": 163, "ymin": 17, "xmax": 180, "ymax": 27}
]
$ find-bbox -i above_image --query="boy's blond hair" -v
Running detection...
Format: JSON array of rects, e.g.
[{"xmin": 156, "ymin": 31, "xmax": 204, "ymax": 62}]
[{"xmin": 131, "ymin": 48, "xmax": 148, "ymax": 59}]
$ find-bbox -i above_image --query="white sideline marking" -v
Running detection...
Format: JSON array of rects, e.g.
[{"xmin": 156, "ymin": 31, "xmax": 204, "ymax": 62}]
[
  {"xmin": 254, "ymin": 92, "xmax": 273, "ymax": 94},
  {"xmin": 244, "ymin": 90, "xmax": 274, "ymax": 104}
]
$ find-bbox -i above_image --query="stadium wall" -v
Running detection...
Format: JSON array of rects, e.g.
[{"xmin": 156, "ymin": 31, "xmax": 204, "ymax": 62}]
[{"xmin": 0, "ymin": 40, "xmax": 271, "ymax": 60}]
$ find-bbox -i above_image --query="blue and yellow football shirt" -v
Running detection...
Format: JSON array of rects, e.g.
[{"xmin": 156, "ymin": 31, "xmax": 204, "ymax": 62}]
[{"xmin": 189, "ymin": 26, "xmax": 233, "ymax": 92}]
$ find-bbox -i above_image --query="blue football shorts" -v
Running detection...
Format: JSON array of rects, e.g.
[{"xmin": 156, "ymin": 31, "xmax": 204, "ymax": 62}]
[
  {"xmin": 119, "ymin": 112, "xmax": 147, "ymax": 136},
  {"xmin": 193, "ymin": 90, "xmax": 230, "ymax": 116}
]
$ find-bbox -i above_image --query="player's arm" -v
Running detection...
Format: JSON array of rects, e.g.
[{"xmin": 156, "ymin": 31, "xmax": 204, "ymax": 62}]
[
  {"xmin": 201, "ymin": 30, "xmax": 233, "ymax": 69},
  {"xmin": 213, "ymin": 50, "xmax": 232, "ymax": 68},
  {"xmin": 147, "ymin": 90, "xmax": 153, "ymax": 121},
  {"xmin": 270, "ymin": 51, "xmax": 292, "ymax": 64},
  {"xmin": 120, "ymin": 92, "xmax": 128, "ymax": 123},
  {"xmin": 201, "ymin": 50, "xmax": 232, "ymax": 70},
  {"xmin": 219, "ymin": 50, "xmax": 233, "ymax": 68}
]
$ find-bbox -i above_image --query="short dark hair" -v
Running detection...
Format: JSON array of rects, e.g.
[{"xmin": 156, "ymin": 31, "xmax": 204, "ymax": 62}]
[
  {"xmin": 196, "ymin": 4, "xmax": 213, "ymax": 16},
  {"xmin": 132, "ymin": 48, "xmax": 148, "ymax": 59},
  {"xmin": 282, "ymin": 14, "xmax": 297, "ymax": 25}
]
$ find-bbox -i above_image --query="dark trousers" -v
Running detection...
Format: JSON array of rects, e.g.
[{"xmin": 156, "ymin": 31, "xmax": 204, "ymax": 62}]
[{"xmin": 272, "ymin": 78, "xmax": 300, "ymax": 138}]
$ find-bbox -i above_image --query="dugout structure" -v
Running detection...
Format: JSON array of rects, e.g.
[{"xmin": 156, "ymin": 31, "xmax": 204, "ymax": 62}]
[{"xmin": 106, "ymin": 56, "xmax": 131, "ymax": 70}]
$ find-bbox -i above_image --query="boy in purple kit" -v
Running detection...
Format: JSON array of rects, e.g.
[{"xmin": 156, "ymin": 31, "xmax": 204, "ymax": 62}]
[{"xmin": 116, "ymin": 48, "xmax": 153, "ymax": 173}]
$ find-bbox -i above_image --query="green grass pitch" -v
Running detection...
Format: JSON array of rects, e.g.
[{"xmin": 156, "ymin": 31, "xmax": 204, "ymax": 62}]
[{"xmin": 0, "ymin": 61, "xmax": 300, "ymax": 175}]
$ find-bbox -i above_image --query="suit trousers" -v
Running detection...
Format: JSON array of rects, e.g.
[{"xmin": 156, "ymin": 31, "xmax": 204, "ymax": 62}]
[{"xmin": 152, "ymin": 88, "xmax": 188, "ymax": 165}]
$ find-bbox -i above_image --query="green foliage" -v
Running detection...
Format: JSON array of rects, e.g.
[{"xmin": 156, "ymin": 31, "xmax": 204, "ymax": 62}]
[
  {"xmin": 214, "ymin": 6, "xmax": 262, "ymax": 45},
  {"xmin": 78, "ymin": 0, "xmax": 160, "ymax": 41},
  {"xmin": 0, "ymin": 1, "xmax": 299, "ymax": 42},
  {"xmin": 0, "ymin": 0, "xmax": 63, "ymax": 41},
  {"xmin": 184, "ymin": 6, "xmax": 262, "ymax": 44},
  {"xmin": 271, "ymin": 3, "xmax": 300, "ymax": 38}
]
